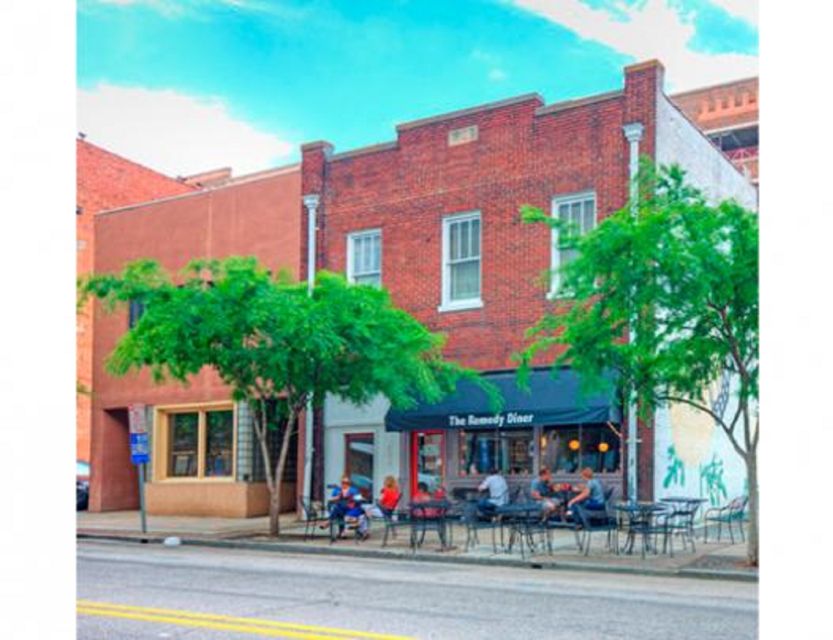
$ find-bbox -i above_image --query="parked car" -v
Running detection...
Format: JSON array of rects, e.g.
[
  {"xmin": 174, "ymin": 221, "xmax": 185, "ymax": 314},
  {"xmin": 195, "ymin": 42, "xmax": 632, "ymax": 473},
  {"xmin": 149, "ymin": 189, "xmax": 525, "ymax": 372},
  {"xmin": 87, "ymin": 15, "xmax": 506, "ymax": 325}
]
[{"xmin": 77, "ymin": 460, "xmax": 90, "ymax": 511}]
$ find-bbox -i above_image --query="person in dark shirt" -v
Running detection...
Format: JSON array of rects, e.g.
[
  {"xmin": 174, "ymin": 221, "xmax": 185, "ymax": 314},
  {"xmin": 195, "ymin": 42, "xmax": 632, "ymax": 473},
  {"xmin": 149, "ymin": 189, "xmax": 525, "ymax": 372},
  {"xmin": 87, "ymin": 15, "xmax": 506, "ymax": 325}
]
[{"xmin": 530, "ymin": 467, "xmax": 559, "ymax": 520}]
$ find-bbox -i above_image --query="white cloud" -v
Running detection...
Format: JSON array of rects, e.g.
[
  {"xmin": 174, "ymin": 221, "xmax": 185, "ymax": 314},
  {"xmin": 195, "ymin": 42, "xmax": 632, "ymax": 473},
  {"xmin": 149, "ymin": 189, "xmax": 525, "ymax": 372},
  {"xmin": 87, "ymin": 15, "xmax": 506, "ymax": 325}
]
[
  {"xmin": 78, "ymin": 84, "xmax": 295, "ymax": 176},
  {"xmin": 488, "ymin": 68, "xmax": 509, "ymax": 82},
  {"xmin": 709, "ymin": 0, "xmax": 757, "ymax": 26},
  {"xmin": 508, "ymin": 0, "xmax": 758, "ymax": 91}
]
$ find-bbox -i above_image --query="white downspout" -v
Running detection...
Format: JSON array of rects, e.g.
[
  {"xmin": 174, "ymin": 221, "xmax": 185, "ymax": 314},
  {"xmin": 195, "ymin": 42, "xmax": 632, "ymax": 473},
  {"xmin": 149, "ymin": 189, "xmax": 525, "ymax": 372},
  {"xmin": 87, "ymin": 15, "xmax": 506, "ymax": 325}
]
[
  {"xmin": 302, "ymin": 194, "xmax": 320, "ymax": 505},
  {"xmin": 622, "ymin": 122, "xmax": 644, "ymax": 503}
]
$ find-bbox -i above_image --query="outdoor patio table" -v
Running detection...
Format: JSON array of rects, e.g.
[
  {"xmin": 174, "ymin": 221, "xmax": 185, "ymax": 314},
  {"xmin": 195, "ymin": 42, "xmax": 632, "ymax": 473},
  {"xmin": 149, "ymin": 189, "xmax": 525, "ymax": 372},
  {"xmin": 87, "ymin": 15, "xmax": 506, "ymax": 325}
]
[
  {"xmin": 495, "ymin": 502, "xmax": 543, "ymax": 559},
  {"xmin": 409, "ymin": 500, "xmax": 452, "ymax": 552},
  {"xmin": 614, "ymin": 502, "xmax": 672, "ymax": 558}
]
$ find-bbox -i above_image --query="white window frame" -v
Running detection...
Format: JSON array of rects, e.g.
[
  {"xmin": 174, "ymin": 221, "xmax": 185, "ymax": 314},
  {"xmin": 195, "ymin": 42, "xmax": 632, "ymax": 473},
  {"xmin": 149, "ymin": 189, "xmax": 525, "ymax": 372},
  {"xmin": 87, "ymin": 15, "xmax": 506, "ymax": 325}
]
[
  {"xmin": 549, "ymin": 191, "xmax": 597, "ymax": 297},
  {"xmin": 439, "ymin": 211, "xmax": 483, "ymax": 312},
  {"xmin": 346, "ymin": 228, "xmax": 382, "ymax": 287}
]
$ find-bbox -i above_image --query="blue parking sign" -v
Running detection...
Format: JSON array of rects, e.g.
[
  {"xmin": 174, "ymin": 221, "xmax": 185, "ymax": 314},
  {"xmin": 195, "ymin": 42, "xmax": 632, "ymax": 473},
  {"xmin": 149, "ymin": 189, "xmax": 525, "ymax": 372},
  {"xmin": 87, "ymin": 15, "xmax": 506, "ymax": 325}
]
[{"xmin": 130, "ymin": 432, "xmax": 150, "ymax": 464}]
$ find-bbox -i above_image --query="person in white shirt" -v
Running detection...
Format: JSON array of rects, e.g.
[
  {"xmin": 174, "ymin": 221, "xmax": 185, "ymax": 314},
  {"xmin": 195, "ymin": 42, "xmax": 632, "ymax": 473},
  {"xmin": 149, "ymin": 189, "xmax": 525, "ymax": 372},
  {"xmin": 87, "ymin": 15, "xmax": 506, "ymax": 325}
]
[{"xmin": 477, "ymin": 468, "xmax": 509, "ymax": 514}]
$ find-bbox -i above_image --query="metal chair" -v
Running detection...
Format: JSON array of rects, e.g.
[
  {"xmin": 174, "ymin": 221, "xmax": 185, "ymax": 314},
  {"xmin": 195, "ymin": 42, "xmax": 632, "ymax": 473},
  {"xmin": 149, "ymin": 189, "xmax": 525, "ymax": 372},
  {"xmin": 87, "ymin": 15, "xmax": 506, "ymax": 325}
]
[
  {"xmin": 573, "ymin": 496, "xmax": 619, "ymax": 557},
  {"xmin": 298, "ymin": 497, "xmax": 328, "ymax": 542},
  {"xmin": 704, "ymin": 496, "xmax": 748, "ymax": 544}
]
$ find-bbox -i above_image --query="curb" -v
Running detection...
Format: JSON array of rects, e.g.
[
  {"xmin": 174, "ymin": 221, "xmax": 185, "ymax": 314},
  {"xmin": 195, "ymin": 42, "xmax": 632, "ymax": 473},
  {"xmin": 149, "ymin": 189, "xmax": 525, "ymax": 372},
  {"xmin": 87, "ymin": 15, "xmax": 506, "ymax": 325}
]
[{"xmin": 77, "ymin": 531, "xmax": 757, "ymax": 583}]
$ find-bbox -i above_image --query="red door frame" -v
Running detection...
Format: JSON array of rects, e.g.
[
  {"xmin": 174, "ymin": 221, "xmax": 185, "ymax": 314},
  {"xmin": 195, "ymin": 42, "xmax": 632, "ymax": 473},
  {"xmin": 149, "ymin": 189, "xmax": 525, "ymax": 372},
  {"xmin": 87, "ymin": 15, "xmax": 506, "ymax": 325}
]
[{"xmin": 409, "ymin": 430, "xmax": 445, "ymax": 495}]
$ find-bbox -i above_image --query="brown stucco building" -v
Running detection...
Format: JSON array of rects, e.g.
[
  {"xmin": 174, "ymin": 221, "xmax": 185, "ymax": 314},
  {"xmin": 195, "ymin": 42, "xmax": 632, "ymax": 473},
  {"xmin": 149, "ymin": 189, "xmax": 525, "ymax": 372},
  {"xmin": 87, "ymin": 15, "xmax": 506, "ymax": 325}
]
[{"xmin": 89, "ymin": 165, "xmax": 302, "ymax": 516}]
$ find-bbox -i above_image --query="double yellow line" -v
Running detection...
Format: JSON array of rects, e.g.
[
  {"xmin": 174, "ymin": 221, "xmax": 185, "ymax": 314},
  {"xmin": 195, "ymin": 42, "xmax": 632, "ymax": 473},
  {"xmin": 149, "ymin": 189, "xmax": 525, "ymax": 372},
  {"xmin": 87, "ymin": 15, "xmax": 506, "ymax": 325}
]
[{"xmin": 77, "ymin": 600, "xmax": 413, "ymax": 639}]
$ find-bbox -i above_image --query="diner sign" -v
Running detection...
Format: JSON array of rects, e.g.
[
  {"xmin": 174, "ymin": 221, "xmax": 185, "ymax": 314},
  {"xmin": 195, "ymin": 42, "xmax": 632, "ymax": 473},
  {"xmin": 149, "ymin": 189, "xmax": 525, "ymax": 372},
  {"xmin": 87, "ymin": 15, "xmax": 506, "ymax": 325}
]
[{"xmin": 448, "ymin": 412, "xmax": 535, "ymax": 429}]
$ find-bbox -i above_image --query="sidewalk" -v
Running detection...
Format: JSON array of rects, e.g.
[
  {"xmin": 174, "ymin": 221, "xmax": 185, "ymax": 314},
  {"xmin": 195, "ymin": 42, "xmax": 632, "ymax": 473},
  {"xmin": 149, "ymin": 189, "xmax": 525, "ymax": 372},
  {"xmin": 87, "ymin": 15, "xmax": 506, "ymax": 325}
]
[{"xmin": 77, "ymin": 510, "xmax": 757, "ymax": 582}]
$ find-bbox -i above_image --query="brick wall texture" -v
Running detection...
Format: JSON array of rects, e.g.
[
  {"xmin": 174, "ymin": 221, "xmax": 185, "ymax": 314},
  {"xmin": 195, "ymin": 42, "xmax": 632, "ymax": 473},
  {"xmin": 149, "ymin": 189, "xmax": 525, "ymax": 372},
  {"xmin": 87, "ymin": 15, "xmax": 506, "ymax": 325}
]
[{"xmin": 302, "ymin": 61, "xmax": 667, "ymax": 498}]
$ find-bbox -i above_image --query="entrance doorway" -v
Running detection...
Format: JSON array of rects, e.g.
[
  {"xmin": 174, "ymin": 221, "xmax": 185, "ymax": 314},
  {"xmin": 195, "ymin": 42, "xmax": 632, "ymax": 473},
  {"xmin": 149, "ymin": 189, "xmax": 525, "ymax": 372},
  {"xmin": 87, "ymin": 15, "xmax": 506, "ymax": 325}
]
[{"xmin": 410, "ymin": 431, "xmax": 444, "ymax": 494}]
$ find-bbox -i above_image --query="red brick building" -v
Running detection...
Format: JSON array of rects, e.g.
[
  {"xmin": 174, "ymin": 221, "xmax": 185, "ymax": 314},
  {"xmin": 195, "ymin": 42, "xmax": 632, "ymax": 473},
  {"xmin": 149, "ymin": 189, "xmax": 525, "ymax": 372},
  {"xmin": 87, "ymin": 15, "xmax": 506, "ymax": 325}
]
[
  {"xmin": 671, "ymin": 77, "xmax": 758, "ymax": 184},
  {"xmin": 302, "ymin": 60, "xmax": 756, "ymax": 504},
  {"xmin": 89, "ymin": 165, "xmax": 302, "ymax": 515},
  {"xmin": 77, "ymin": 138, "xmax": 196, "ymax": 465}
]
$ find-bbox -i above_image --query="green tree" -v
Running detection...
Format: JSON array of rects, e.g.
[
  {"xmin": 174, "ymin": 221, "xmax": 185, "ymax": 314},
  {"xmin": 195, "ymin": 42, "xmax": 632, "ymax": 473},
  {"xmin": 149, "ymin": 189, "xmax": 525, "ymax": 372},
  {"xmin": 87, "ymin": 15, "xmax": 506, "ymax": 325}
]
[
  {"xmin": 80, "ymin": 257, "xmax": 499, "ymax": 536},
  {"xmin": 516, "ymin": 165, "xmax": 759, "ymax": 565}
]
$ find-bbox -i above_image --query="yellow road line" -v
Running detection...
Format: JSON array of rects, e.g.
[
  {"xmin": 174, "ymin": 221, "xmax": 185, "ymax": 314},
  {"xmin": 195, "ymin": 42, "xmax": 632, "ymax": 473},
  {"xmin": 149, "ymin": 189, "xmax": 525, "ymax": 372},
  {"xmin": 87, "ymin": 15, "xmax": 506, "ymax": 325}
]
[{"xmin": 76, "ymin": 600, "xmax": 413, "ymax": 640}]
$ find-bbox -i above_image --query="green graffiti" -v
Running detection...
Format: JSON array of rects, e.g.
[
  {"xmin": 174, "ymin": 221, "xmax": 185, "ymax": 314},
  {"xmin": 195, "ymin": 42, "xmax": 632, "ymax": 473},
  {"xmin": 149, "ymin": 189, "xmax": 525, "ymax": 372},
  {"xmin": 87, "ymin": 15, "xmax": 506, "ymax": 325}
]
[
  {"xmin": 663, "ymin": 445, "xmax": 685, "ymax": 488},
  {"xmin": 699, "ymin": 454, "xmax": 729, "ymax": 507}
]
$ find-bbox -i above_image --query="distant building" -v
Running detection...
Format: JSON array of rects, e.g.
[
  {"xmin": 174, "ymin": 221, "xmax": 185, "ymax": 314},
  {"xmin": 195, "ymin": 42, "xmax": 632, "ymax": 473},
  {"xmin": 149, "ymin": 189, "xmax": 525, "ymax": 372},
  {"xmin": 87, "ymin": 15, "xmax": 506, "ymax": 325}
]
[
  {"xmin": 77, "ymin": 138, "xmax": 196, "ymax": 465},
  {"xmin": 671, "ymin": 77, "xmax": 759, "ymax": 185}
]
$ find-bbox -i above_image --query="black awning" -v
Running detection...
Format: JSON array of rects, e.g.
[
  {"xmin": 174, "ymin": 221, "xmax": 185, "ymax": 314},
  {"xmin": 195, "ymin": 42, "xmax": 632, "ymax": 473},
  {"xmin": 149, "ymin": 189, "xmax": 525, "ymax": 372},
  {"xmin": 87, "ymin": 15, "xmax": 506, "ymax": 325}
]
[{"xmin": 384, "ymin": 368, "xmax": 621, "ymax": 432}]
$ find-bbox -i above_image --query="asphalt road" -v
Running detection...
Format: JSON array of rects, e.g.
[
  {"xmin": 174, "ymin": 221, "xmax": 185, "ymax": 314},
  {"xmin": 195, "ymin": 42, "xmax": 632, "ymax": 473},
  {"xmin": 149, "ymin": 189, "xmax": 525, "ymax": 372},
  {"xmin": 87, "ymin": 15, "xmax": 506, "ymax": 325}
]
[{"xmin": 77, "ymin": 539, "xmax": 757, "ymax": 639}]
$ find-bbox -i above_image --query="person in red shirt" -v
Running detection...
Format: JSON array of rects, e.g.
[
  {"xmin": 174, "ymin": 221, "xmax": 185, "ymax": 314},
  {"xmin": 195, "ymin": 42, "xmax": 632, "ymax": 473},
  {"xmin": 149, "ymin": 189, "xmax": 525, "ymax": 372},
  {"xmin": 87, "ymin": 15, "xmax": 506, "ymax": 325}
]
[{"xmin": 364, "ymin": 475, "xmax": 402, "ymax": 524}]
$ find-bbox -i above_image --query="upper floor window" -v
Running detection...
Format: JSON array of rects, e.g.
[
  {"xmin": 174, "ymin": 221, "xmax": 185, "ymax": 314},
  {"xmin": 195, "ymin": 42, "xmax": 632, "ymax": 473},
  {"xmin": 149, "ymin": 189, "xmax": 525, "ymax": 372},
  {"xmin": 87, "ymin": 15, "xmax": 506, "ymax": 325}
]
[
  {"xmin": 551, "ymin": 192, "xmax": 596, "ymax": 295},
  {"xmin": 347, "ymin": 229, "xmax": 381, "ymax": 287},
  {"xmin": 440, "ymin": 212, "xmax": 482, "ymax": 311}
]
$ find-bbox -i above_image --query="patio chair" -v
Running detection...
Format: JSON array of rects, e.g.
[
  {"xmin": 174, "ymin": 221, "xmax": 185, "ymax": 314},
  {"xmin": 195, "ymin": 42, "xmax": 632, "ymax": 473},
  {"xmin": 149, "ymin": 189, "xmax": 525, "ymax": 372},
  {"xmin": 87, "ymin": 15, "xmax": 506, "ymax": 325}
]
[
  {"xmin": 572, "ymin": 497, "xmax": 619, "ymax": 557},
  {"xmin": 298, "ymin": 497, "xmax": 328, "ymax": 542},
  {"xmin": 379, "ymin": 493, "xmax": 404, "ymax": 547},
  {"xmin": 462, "ymin": 501, "xmax": 502, "ymax": 553},
  {"xmin": 703, "ymin": 496, "xmax": 748, "ymax": 544}
]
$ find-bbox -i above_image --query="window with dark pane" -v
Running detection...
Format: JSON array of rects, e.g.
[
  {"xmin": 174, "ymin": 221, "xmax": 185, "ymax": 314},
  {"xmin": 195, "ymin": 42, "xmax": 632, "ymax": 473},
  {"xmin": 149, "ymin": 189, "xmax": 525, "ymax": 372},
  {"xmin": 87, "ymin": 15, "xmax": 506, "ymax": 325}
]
[
  {"xmin": 458, "ymin": 429, "xmax": 533, "ymax": 477},
  {"xmin": 205, "ymin": 410, "xmax": 233, "ymax": 477},
  {"xmin": 169, "ymin": 412, "xmax": 198, "ymax": 477},
  {"xmin": 128, "ymin": 299, "xmax": 146, "ymax": 328}
]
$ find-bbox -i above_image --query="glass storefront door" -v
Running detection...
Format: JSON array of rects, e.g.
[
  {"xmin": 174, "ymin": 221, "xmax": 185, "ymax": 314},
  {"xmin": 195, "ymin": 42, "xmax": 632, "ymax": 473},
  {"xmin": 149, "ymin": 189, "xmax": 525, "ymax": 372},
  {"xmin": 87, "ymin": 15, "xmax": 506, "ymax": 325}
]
[{"xmin": 411, "ymin": 431, "xmax": 444, "ymax": 494}]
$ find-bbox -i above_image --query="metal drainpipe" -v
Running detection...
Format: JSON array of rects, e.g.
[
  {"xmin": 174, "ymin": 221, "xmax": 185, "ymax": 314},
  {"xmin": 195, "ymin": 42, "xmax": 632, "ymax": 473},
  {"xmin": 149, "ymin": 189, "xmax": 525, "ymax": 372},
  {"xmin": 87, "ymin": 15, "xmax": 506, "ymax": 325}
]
[
  {"xmin": 302, "ymin": 194, "xmax": 320, "ymax": 506},
  {"xmin": 622, "ymin": 122, "xmax": 644, "ymax": 503}
]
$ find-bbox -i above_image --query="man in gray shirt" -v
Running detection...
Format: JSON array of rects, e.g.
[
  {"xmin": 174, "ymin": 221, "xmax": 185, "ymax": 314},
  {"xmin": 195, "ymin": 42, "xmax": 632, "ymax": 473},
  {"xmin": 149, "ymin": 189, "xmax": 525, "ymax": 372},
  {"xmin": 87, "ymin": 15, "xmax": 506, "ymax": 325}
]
[{"xmin": 478, "ymin": 468, "xmax": 509, "ymax": 514}]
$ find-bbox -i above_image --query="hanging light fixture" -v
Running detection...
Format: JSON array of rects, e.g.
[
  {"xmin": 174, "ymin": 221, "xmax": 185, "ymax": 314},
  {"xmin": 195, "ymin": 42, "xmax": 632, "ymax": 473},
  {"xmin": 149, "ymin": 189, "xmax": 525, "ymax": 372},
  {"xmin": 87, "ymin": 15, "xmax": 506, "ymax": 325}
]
[
  {"xmin": 599, "ymin": 442, "xmax": 610, "ymax": 453},
  {"xmin": 568, "ymin": 439, "xmax": 580, "ymax": 451}
]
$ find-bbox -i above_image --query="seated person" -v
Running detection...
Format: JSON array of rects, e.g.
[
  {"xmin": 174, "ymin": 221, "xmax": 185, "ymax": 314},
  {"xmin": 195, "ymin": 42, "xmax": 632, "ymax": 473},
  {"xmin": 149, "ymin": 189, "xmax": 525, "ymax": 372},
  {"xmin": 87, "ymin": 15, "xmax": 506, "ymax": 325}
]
[
  {"xmin": 477, "ymin": 467, "xmax": 509, "ymax": 515},
  {"xmin": 530, "ymin": 467, "xmax": 559, "ymax": 520},
  {"xmin": 412, "ymin": 481, "xmax": 442, "ymax": 519},
  {"xmin": 328, "ymin": 475, "xmax": 369, "ymax": 539},
  {"xmin": 566, "ymin": 467, "xmax": 606, "ymax": 525},
  {"xmin": 364, "ymin": 475, "xmax": 401, "ymax": 519}
]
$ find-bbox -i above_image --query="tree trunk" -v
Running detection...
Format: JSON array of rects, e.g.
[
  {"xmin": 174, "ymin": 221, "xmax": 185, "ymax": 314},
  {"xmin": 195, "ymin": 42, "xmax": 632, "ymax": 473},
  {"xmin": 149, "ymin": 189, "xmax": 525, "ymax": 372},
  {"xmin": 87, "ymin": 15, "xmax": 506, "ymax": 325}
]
[
  {"xmin": 745, "ymin": 452, "xmax": 759, "ymax": 567},
  {"xmin": 267, "ymin": 408, "xmax": 297, "ymax": 537}
]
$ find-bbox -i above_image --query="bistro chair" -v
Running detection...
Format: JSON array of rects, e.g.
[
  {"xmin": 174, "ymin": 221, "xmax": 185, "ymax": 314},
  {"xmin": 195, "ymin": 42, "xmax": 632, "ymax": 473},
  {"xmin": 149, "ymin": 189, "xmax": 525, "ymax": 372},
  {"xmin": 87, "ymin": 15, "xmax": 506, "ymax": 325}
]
[
  {"xmin": 409, "ymin": 500, "xmax": 451, "ymax": 553},
  {"xmin": 703, "ymin": 496, "xmax": 748, "ymax": 544},
  {"xmin": 298, "ymin": 497, "xmax": 328, "ymax": 542},
  {"xmin": 461, "ymin": 501, "xmax": 501, "ymax": 553},
  {"xmin": 380, "ymin": 493, "xmax": 404, "ymax": 547},
  {"xmin": 573, "ymin": 489, "xmax": 619, "ymax": 556}
]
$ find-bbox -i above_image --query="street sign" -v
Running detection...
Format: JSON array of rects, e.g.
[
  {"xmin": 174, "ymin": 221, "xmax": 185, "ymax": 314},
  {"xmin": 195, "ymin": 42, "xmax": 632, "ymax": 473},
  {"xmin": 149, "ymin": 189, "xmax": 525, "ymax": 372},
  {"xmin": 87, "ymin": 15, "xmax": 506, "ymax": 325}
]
[
  {"xmin": 128, "ymin": 403, "xmax": 147, "ymax": 434},
  {"xmin": 130, "ymin": 432, "xmax": 150, "ymax": 465}
]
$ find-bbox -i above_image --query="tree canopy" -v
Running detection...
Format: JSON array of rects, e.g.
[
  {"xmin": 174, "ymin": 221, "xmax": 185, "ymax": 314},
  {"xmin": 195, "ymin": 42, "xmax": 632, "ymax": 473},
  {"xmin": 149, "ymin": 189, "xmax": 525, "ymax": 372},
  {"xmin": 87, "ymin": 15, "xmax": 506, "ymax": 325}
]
[
  {"xmin": 81, "ymin": 256, "xmax": 500, "ymax": 534},
  {"xmin": 516, "ymin": 164, "xmax": 759, "ymax": 564}
]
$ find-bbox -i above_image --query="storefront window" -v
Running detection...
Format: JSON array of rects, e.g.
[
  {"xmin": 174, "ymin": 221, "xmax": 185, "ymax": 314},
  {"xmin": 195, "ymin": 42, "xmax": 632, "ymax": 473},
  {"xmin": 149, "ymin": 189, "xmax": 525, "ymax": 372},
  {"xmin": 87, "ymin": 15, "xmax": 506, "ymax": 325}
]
[
  {"xmin": 345, "ymin": 433, "xmax": 375, "ymax": 500},
  {"xmin": 540, "ymin": 424, "xmax": 621, "ymax": 474},
  {"xmin": 205, "ymin": 410, "xmax": 233, "ymax": 477},
  {"xmin": 161, "ymin": 405, "xmax": 235, "ymax": 480},
  {"xmin": 169, "ymin": 412, "xmax": 198, "ymax": 477},
  {"xmin": 458, "ymin": 430, "xmax": 534, "ymax": 477}
]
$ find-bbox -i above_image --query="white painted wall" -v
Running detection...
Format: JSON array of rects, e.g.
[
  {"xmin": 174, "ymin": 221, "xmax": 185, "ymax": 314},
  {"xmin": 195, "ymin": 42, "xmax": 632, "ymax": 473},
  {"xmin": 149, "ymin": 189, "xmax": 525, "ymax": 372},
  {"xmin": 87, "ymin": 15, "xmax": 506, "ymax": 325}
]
[
  {"xmin": 653, "ymin": 373, "xmax": 754, "ymax": 512},
  {"xmin": 656, "ymin": 95, "xmax": 757, "ymax": 210},
  {"xmin": 323, "ymin": 394, "xmax": 402, "ymax": 502}
]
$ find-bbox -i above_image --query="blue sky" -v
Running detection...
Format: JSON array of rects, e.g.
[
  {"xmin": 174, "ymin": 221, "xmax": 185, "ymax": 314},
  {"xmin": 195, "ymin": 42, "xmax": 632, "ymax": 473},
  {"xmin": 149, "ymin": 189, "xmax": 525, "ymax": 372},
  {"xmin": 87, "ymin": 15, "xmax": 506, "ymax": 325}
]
[{"xmin": 77, "ymin": 0, "xmax": 758, "ymax": 176}]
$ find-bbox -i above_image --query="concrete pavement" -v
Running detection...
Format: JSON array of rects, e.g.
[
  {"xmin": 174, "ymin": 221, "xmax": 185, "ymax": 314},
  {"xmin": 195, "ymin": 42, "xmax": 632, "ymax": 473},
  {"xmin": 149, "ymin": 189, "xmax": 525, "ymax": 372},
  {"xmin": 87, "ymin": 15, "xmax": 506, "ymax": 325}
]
[
  {"xmin": 77, "ymin": 539, "xmax": 758, "ymax": 639},
  {"xmin": 77, "ymin": 510, "xmax": 757, "ymax": 582}
]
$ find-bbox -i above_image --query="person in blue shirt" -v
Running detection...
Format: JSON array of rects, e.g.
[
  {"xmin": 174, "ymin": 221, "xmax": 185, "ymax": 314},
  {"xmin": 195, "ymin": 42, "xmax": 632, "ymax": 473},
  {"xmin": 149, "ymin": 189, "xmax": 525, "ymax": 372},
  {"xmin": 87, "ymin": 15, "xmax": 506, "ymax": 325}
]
[
  {"xmin": 566, "ymin": 468, "xmax": 606, "ymax": 524},
  {"xmin": 328, "ymin": 475, "xmax": 368, "ymax": 539}
]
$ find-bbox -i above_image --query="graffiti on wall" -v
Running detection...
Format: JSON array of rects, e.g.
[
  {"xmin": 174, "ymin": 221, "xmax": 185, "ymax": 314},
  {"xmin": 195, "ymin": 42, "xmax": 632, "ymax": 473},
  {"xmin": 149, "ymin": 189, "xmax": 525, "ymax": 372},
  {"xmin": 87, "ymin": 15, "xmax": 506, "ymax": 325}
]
[
  {"xmin": 699, "ymin": 453, "xmax": 729, "ymax": 507},
  {"xmin": 663, "ymin": 445, "xmax": 685, "ymax": 489},
  {"xmin": 658, "ymin": 369, "xmax": 746, "ymax": 504}
]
